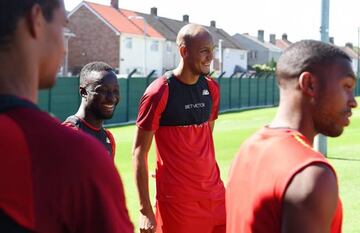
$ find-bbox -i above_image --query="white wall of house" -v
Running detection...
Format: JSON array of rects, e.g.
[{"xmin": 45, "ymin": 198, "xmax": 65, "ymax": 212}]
[
  {"xmin": 223, "ymin": 48, "xmax": 248, "ymax": 75},
  {"xmin": 351, "ymin": 58, "xmax": 358, "ymax": 75},
  {"xmin": 213, "ymin": 47, "xmax": 248, "ymax": 76},
  {"xmin": 162, "ymin": 41, "xmax": 180, "ymax": 73},
  {"xmin": 268, "ymin": 50, "xmax": 282, "ymax": 63},
  {"xmin": 119, "ymin": 33, "xmax": 164, "ymax": 76}
]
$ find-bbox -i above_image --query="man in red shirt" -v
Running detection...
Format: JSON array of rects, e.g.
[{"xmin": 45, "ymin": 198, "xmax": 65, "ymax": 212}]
[
  {"xmin": 226, "ymin": 40, "xmax": 357, "ymax": 233},
  {"xmin": 133, "ymin": 24, "xmax": 226, "ymax": 233},
  {"xmin": 0, "ymin": 0, "xmax": 133, "ymax": 232},
  {"xmin": 63, "ymin": 61, "xmax": 119, "ymax": 159}
]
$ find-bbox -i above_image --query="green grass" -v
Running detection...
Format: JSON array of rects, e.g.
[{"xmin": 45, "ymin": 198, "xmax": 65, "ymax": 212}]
[{"xmin": 111, "ymin": 99, "xmax": 360, "ymax": 232}]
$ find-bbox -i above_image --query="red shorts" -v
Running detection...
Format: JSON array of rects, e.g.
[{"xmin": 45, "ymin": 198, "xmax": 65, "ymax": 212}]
[{"xmin": 155, "ymin": 199, "xmax": 226, "ymax": 233}]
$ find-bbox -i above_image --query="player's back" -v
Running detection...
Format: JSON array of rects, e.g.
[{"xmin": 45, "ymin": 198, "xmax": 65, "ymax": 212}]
[
  {"xmin": 0, "ymin": 96, "xmax": 133, "ymax": 233},
  {"xmin": 226, "ymin": 127, "xmax": 340, "ymax": 233}
]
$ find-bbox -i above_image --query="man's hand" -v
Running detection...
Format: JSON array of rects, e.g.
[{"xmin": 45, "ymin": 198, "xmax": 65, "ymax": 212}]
[{"xmin": 139, "ymin": 209, "xmax": 156, "ymax": 233}]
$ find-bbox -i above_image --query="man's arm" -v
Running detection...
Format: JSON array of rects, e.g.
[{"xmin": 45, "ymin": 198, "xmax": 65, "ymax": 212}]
[
  {"xmin": 281, "ymin": 163, "xmax": 339, "ymax": 233},
  {"xmin": 209, "ymin": 120, "xmax": 215, "ymax": 132},
  {"xmin": 132, "ymin": 127, "xmax": 156, "ymax": 233}
]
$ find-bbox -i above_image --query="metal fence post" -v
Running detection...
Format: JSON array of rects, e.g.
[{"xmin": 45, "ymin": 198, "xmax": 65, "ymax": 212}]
[
  {"xmin": 238, "ymin": 72, "xmax": 246, "ymax": 108},
  {"xmin": 264, "ymin": 73, "xmax": 272, "ymax": 105},
  {"xmin": 126, "ymin": 69, "xmax": 137, "ymax": 122},
  {"xmin": 272, "ymin": 73, "xmax": 276, "ymax": 105},
  {"xmin": 229, "ymin": 74, "xmax": 233, "ymax": 109},
  {"xmin": 146, "ymin": 70, "xmax": 156, "ymax": 87}
]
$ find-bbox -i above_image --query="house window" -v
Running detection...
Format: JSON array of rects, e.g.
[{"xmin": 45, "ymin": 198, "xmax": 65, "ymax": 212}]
[
  {"xmin": 249, "ymin": 50, "xmax": 257, "ymax": 59},
  {"xmin": 125, "ymin": 38, "xmax": 132, "ymax": 49},
  {"xmin": 166, "ymin": 41, "xmax": 172, "ymax": 53},
  {"xmin": 151, "ymin": 40, "xmax": 159, "ymax": 52},
  {"xmin": 240, "ymin": 54, "xmax": 245, "ymax": 60}
]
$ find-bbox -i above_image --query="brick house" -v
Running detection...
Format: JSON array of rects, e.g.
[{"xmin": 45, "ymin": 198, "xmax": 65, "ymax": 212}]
[{"xmin": 67, "ymin": 0, "xmax": 165, "ymax": 76}]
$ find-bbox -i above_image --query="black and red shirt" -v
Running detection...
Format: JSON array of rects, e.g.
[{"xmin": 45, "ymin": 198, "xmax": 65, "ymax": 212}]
[
  {"xmin": 63, "ymin": 115, "xmax": 116, "ymax": 160},
  {"xmin": 136, "ymin": 72, "xmax": 225, "ymax": 201}
]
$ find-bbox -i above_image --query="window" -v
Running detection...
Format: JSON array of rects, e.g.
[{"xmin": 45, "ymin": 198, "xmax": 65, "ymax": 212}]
[
  {"xmin": 249, "ymin": 50, "xmax": 257, "ymax": 59},
  {"xmin": 166, "ymin": 41, "xmax": 172, "ymax": 53},
  {"xmin": 240, "ymin": 54, "xmax": 245, "ymax": 60},
  {"xmin": 125, "ymin": 38, "xmax": 132, "ymax": 49},
  {"xmin": 151, "ymin": 40, "xmax": 159, "ymax": 52}
]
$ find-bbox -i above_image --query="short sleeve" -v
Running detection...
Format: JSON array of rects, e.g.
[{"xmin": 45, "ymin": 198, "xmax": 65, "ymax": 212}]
[
  {"xmin": 136, "ymin": 78, "xmax": 168, "ymax": 131},
  {"xmin": 206, "ymin": 77, "xmax": 220, "ymax": 121}
]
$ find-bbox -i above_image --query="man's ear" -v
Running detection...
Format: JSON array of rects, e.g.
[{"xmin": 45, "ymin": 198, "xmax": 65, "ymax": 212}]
[
  {"xmin": 79, "ymin": 87, "xmax": 88, "ymax": 98},
  {"xmin": 26, "ymin": 4, "xmax": 44, "ymax": 39},
  {"xmin": 298, "ymin": 72, "xmax": 316, "ymax": 97},
  {"xmin": 179, "ymin": 45, "xmax": 187, "ymax": 58}
]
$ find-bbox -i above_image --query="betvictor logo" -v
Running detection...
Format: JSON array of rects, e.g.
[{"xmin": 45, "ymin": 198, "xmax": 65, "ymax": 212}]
[
  {"xmin": 184, "ymin": 103, "xmax": 205, "ymax": 110},
  {"xmin": 202, "ymin": 89, "xmax": 210, "ymax": 95}
]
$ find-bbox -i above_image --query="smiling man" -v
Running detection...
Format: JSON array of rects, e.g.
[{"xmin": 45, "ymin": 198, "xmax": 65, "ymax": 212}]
[
  {"xmin": 63, "ymin": 62, "xmax": 120, "ymax": 159},
  {"xmin": 133, "ymin": 24, "xmax": 226, "ymax": 233}
]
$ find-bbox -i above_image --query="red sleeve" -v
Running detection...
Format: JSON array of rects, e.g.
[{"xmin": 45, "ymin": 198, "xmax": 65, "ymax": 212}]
[
  {"xmin": 206, "ymin": 77, "xmax": 220, "ymax": 121},
  {"xmin": 104, "ymin": 129, "xmax": 116, "ymax": 160},
  {"xmin": 136, "ymin": 77, "xmax": 168, "ymax": 131},
  {"xmin": 62, "ymin": 121, "xmax": 79, "ymax": 131}
]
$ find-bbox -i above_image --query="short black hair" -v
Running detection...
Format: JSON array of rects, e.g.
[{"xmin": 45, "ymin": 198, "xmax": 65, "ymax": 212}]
[
  {"xmin": 79, "ymin": 61, "xmax": 114, "ymax": 87},
  {"xmin": 0, "ymin": 0, "xmax": 60, "ymax": 48},
  {"xmin": 276, "ymin": 40, "xmax": 351, "ymax": 84}
]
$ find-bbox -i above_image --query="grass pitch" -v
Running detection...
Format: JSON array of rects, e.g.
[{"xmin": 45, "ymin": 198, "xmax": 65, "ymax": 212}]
[{"xmin": 111, "ymin": 99, "xmax": 360, "ymax": 232}]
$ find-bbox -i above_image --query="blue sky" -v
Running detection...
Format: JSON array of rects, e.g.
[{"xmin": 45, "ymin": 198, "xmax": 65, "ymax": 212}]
[{"xmin": 65, "ymin": 0, "xmax": 360, "ymax": 47}]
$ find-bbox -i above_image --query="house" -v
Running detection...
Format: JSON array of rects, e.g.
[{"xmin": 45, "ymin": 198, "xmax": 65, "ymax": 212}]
[
  {"xmin": 341, "ymin": 42, "xmax": 359, "ymax": 75},
  {"xmin": 60, "ymin": 28, "xmax": 75, "ymax": 76},
  {"xmin": 233, "ymin": 30, "xmax": 282, "ymax": 68},
  {"xmin": 275, "ymin": 33, "xmax": 292, "ymax": 50},
  {"xmin": 67, "ymin": 0, "xmax": 165, "ymax": 76},
  {"xmin": 138, "ymin": 7, "xmax": 248, "ymax": 76}
]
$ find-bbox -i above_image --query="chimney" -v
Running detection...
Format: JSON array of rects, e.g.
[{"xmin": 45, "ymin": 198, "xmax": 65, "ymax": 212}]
[
  {"xmin": 345, "ymin": 42, "xmax": 353, "ymax": 49},
  {"xmin": 111, "ymin": 0, "xmax": 118, "ymax": 9},
  {"xmin": 183, "ymin": 14, "xmax": 189, "ymax": 23},
  {"xmin": 329, "ymin": 37, "xmax": 334, "ymax": 44},
  {"xmin": 257, "ymin": 30, "xmax": 264, "ymax": 42},
  {"xmin": 150, "ymin": 7, "xmax": 157, "ymax": 16},
  {"xmin": 210, "ymin": 20, "xmax": 216, "ymax": 27},
  {"xmin": 269, "ymin": 34, "xmax": 276, "ymax": 45},
  {"xmin": 282, "ymin": 33, "xmax": 288, "ymax": 41}
]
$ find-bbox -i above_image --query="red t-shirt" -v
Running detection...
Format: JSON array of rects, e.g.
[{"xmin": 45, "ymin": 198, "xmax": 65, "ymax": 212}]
[
  {"xmin": 137, "ymin": 74, "xmax": 225, "ymax": 201},
  {"xmin": 226, "ymin": 127, "xmax": 342, "ymax": 233},
  {"xmin": 0, "ymin": 96, "xmax": 133, "ymax": 233}
]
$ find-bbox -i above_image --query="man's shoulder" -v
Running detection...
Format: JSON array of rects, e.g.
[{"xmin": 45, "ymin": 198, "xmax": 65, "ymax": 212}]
[
  {"xmin": 62, "ymin": 115, "xmax": 80, "ymax": 129},
  {"xmin": 286, "ymin": 163, "xmax": 338, "ymax": 200},
  {"xmin": 204, "ymin": 76, "xmax": 219, "ymax": 87},
  {"xmin": 8, "ymin": 107, "xmax": 108, "ymax": 160},
  {"xmin": 282, "ymin": 163, "xmax": 339, "ymax": 230},
  {"xmin": 142, "ymin": 76, "xmax": 169, "ymax": 101}
]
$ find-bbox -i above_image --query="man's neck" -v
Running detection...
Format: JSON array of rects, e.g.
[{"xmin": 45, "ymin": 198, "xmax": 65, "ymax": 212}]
[
  {"xmin": 269, "ymin": 100, "xmax": 316, "ymax": 146},
  {"xmin": 0, "ymin": 48, "xmax": 38, "ymax": 103},
  {"xmin": 172, "ymin": 64, "xmax": 201, "ymax": 85},
  {"xmin": 76, "ymin": 105, "xmax": 104, "ymax": 129}
]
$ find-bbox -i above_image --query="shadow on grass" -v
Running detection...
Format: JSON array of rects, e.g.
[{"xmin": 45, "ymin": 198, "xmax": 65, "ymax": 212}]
[{"xmin": 328, "ymin": 156, "xmax": 360, "ymax": 162}]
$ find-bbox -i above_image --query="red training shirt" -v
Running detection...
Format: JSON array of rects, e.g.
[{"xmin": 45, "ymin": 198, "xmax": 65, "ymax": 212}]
[
  {"xmin": 226, "ymin": 127, "xmax": 342, "ymax": 233},
  {"xmin": 136, "ymin": 73, "xmax": 225, "ymax": 201}
]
